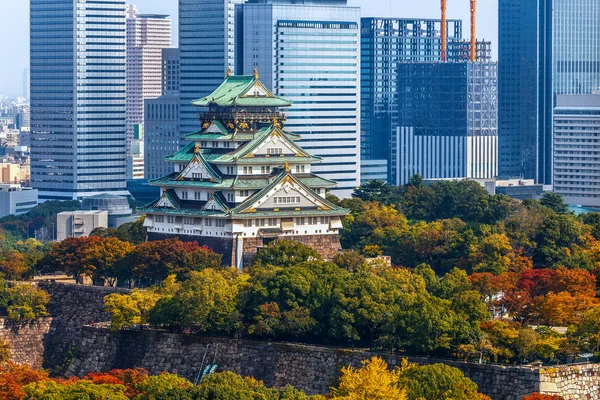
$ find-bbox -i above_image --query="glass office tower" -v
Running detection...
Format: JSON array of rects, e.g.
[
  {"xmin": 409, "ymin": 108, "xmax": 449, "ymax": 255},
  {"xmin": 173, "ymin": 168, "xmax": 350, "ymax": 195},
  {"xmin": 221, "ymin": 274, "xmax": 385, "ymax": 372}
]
[
  {"xmin": 179, "ymin": 0, "xmax": 245, "ymax": 142},
  {"xmin": 30, "ymin": 0, "xmax": 128, "ymax": 200},
  {"xmin": 360, "ymin": 18, "xmax": 462, "ymax": 176},
  {"xmin": 393, "ymin": 62, "xmax": 498, "ymax": 185},
  {"xmin": 239, "ymin": 0, "xmax": 361, "ymax": 198}
]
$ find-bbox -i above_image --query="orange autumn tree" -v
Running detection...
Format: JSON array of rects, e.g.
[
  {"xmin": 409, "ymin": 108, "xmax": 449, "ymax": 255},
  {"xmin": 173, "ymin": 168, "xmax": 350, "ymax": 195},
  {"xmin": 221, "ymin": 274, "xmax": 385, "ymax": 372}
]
[
  {"xmin": 522, "ymin": 394, "xmax": 564, "ymax": 400},
  {"xmin": 0, "ymin": 363, "xmax": 49, "ymax": 400}
]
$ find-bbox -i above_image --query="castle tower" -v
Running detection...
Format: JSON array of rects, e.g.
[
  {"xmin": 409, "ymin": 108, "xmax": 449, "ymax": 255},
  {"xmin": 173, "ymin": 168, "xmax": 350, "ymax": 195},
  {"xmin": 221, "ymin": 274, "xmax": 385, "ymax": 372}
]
[{"xmin": 142, "ymin": 72, "xmax": 349, "ymax": 268}]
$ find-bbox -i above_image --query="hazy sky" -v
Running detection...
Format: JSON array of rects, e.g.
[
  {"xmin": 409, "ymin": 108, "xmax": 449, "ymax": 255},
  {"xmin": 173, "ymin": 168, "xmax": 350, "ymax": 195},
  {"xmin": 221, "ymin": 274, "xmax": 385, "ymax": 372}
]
[{"xmin": 0, "ymin": 0, "xmax": 498, "ymax": 98}]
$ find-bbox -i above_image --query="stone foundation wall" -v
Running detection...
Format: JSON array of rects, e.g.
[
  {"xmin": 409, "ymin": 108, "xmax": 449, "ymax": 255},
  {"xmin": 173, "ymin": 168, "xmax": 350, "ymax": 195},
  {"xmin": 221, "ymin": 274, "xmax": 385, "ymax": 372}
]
[
  {"xmin": 286, "ymin": 234, "xmax": 341, "ymax": 260},
  {"xmin": 0, "ymin": 317, "xmax": 51, "ymax": 369},
  {"xmin": 38, "ymin": 282, "xmax": 129, "ymax": 369},
  {"xmin": 67, "ymin": 326, "xmax": 600, "ymax": 400}
]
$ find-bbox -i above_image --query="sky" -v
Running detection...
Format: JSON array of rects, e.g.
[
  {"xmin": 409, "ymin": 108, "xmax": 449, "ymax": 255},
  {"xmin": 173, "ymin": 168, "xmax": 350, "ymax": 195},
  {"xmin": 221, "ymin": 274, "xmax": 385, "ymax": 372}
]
[{"xmin": 0, "ymin": 0, "xmax": 498, "ymax": 98}]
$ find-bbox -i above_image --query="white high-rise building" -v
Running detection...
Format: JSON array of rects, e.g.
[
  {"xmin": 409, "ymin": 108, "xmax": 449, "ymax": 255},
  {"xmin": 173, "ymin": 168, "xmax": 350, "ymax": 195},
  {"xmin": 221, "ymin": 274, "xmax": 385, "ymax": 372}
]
[
  {"xmin": 126, "ymin": 5, "xmax": 172, "ymax": 152},
  {"xmin": 238, "ymin": 0, "xmax": 361, "ymax": 198},
  {"xmin": 30, "ymin": 0, "xmax": 129, "ymax": 200}
]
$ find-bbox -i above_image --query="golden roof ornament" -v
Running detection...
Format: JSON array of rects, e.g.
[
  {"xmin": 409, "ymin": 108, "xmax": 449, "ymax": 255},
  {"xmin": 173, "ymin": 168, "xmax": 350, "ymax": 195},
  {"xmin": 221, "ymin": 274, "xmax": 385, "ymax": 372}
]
[
  {"xmin": 194, "ymin": 143, "xmax": 201, "ymax": 153},
  {"xmin": 284, "ymin": 161, "xmax": 290, "ymax": 172},
  {"xmin": 226, "ymin": 68, "xmax": 231, "ymax": 77},
  {"xmin": 254, "ymin": 67, "xmax": 259, "ymax": 79}
]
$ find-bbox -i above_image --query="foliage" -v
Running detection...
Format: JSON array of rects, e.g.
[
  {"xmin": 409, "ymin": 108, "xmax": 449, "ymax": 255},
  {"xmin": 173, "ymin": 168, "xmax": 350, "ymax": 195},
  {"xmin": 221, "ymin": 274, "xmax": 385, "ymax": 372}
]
[
  {"xmin": 90, "ymin": 217, "xmax": 147, "ymax": 245},
  {"xmin": 330, "ymin": 357, "xmax": 407, "ymax": 400},
  {"xmin": 399, "ymin": 362, "xmax": 483, "ymax": 400},
  {"xmin": 522, "ymin": 395, "xmax": 565, "ymax": 400},
  {"xmin": 105, "ymin": 289, "xmax": 161, "ymax": 330},
  {"xmin": 253, "ymin": 241, "xmax": 321, "ymax": 268},
  {"xmin": 0, "ymin": 279, "xmax": 49, "ymax": 321},
  {"xmin": 0, "ymin": 339, "xmax": 9, "ymax": 364},
  {"xmin": 540, "ymin": 192, "xmax": 569, "ymax": 214}
]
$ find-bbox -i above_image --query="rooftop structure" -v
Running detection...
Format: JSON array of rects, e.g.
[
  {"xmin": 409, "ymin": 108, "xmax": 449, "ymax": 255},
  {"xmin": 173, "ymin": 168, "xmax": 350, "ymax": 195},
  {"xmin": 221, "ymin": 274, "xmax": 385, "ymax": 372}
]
[{"xmin": 142, "ymin": 73, "xmax": 349, "ymax": 268}]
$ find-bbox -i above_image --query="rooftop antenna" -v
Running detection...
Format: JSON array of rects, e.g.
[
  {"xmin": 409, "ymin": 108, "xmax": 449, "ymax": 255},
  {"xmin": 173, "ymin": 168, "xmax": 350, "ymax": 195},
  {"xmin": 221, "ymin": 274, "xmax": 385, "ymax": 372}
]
[
  {"xmin": 441, "ymin": 0, "xmax": 447, "ymax": 62},
  {"xmin": 470, "ymin": 0, "xmax": 477, "ymax": 61}
]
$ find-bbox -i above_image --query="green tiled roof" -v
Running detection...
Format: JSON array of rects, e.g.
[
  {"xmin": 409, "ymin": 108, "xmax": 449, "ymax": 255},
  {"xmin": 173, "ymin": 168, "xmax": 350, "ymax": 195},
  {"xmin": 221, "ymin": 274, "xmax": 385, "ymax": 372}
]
[
  {"xmin": 192, "ymin": 75, "xmax": 292, "ymax": 108},
  {"xmin": 149, "ymin": 173, "xmax": 336, "ymax": 189},
  {"xmin": 184, "ymin": 127, "xmax": 300, "ymax": 141},
  {"xmin": 177, "ymin": 152, "xmax": 223, "ymax": 183}
]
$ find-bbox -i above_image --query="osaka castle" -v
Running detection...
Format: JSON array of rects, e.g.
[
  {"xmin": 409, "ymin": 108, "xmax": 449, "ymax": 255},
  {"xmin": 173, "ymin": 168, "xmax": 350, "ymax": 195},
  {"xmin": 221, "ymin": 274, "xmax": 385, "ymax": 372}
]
[{"xmin": 142, "ymin": 70, "xmax": 349, "ymax": 268}]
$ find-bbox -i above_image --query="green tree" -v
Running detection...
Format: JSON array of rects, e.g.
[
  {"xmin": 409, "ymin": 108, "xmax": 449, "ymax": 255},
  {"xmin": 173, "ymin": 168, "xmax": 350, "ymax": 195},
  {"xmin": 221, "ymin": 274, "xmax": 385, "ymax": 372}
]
[
  {"xmin": 352, "ymin": 180, "xmax": 399, "ymax": 204},
  {"xmin": 540, "ymin": 192, "xmax": 569, "ymax": 214},
  {"xmin": 399, "ymin": 363, "xmax": 483, "ymax": 400},
  {"xmin": 104, "ymin": 289, "xmax": 161, "ymax": 330},
  {"xmin": 252, "ymin": 241, "xmax": 320, "ymax": 268},
  {"xmin": 134, "ymin": 372, "xmax": 193, "ymax": 399},
  {"xmin": 0, "ymin": 281, "xmax": 50, "ymax": 321},
  {"xmin": 23, "ymin": 379, "xmax": 129, "ymax": 400}
]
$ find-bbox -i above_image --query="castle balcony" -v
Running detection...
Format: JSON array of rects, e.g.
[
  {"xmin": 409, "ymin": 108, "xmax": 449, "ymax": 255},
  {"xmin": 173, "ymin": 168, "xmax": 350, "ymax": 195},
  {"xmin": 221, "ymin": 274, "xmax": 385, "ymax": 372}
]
[{"xmin": 199, "ymin": 111, "xmax": 286, "ymax": 124}]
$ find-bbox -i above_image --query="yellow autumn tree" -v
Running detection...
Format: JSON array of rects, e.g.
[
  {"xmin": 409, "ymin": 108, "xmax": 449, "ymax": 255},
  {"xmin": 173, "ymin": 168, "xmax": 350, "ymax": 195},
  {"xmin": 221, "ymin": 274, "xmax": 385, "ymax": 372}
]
[{"xmin": 331, "ymin": 357, "xmax": 407, "ymax": 400}]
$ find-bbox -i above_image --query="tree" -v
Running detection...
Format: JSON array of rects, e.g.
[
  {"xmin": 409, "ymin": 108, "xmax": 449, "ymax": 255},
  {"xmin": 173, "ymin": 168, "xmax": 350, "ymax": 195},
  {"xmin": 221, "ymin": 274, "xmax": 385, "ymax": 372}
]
[
  {"xmin": 522, "ymin": 395, "xmax": 565, "ymax": 400},
  {"xmin": 105, "ymin": 289, "xmax": 161, "ymax": 330},
  {"xmin": 0, "ymin": 362, "xmax": 49, "ymax": 400},
  {"xmin": 0, "ymin": 340, "xmax": 10, "ymax": 364},
  {"xmin": 398, "ymin": 362, "xmax": 484, "ymax": 400},
  {"xmin": 540, "ymin": 192, "xmax": 569, "ymax": 214},
  {"xmin": 0, "ymin": 281, "xmax": 50, "ymax": 322},
  {"xmin": 574, "ymin": 306, "xmax": 600, "ymax": 354},
  {"xmin": 134, "ymin": 372, "xmax": 192, "ymax": 399},
  {"xmin": 467, "ymin": 233, "xmax": 514, "ymax": 275},
  {"xmin": 252, "ymin": 240, "xmax": 320, "ymax": 268},
  {"xmin": 0, "ymin": 251, "xmax": 31, "ymax": 280},
  {"xmin": 330, "ymin": 357, "xmax": 407, "ymax": 400},
  {"xmin": 84, "ymin": 237, "xmax": 135, "ymax": 286},
  {"xmin": 37, "ymin": 237, "xmax": 103, "ymax": 282},
  {"xmin": 352, "ymin": 180, "xmax": 399, "ymax": 204},
  {"xmin": 23, "ymin": 379, "xmax": 129, "ymax": 400},
  {"xmin": 150, "ymin": 269, "xmax": 245, "ymax": 334}
]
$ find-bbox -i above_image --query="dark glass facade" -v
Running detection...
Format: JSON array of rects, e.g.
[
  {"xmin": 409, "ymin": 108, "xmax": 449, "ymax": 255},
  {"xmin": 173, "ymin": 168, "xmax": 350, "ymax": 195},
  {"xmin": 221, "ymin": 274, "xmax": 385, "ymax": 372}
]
[{"xmin": 498, "ymin": 0, "xmax": 553, "ymax": 184}]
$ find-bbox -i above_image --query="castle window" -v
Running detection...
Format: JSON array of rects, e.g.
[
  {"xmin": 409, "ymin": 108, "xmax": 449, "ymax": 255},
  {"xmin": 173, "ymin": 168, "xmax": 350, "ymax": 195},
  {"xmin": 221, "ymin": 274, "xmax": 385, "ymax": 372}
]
[
  {"xmin": 194, "ymin": 192, "xmax": 201, "ymax": 200},
  {"xmin": 320, "ymin": 216, "xmax": 329, "ymax": 224},
  {"xmin": 183, "ymin": 217, "xmax": 194, "ymax": 225},
  {"xmin": 243, "ymin": 167, "xmax": 253, "ymax": 174},
  {"xmin": 296, "ymin": 165, "xmax": 305, "ymax": 173},
  {"xmin": 261, "ymin": 166, "xmax": 271, "ymax": 174},
  {"xmin": 308, "ymin": 217, "xmax": 318, "ymax": 225},
  {"xmin": 200, "ymin": 141, "xmax": 207, "ymax": 147},
  {"xmin": 167, "ymin": 216, "xmax": 175, "ymax": 223},
  {"xmin": 274, "ymin": 196, "xmax": 301, "ymax": 205},
  {"xmin": 267, "ymin": 148, "xmax": 283, "ymax": 155},
  {"xmin": 296, "ymin": 217, "xmax": 305, "ymax": 225},
  {"xmin": 227, "ymin": 193, "xmax": 234, "ymax": 202},
  {"xmin": 257, "ymin": 219, "xmax": 266, "ymax": 227},
  {"xmin": 226, "ymin": 166, "xmax": 234, "ymax": 174},
  {"xmin": 182, "ymin": 191, "xmax": 188, "ymax": 200},
  {"xmin": 268, "ymin": 218, "xmax": 277, "ymax": 226},
  {"xmin": 244, "ymin": 220, "xmax": 253, "ymax": 228},
  {"xmin": 155, "ymin": 215, "xmax": 164, "ymax": 223},
  {"xmin": 205, "ymin": 219, "xmax": 212, "ymax": 226},
  {"xmin": 216, "ymin": 219, "xmax": 226, "ymax": 227},
  {"xmin": 239, "ymin": 190, "xmax": 249, "ymax": 197}
]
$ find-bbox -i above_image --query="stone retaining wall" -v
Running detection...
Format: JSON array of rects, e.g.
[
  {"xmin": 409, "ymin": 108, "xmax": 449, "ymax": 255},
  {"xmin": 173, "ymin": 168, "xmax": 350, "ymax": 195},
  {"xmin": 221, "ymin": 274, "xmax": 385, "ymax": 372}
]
[
  {"xmin": 66, "ymin": 326, "xmax": 600, "ymax": 400},
  {"xmin": 0, "ymin": 317, "xmax": 51, "ymax": 369},
  {"xmin": 37, "ymin": 282, "xmax": 129, "ymax": 368}
]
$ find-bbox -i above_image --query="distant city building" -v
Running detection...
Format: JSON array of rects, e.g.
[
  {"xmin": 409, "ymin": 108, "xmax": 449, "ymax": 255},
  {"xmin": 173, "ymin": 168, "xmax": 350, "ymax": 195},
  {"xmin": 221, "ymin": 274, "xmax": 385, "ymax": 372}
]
[
  {"xmin": 361, "ymin": 17, "xmax": 492, "ymax": 182},
  {"xmin": 392, "ymin": 62, "xmax": 498, "ymax": 185},
  {"xmin": 360, "ymin": 160, "xmax": 388, "ymax": 183},
  {"xmin": 161, "ymin": 48, "xmax": 180, "ymax": 95},
  {"xmin": 30, "ymin": 0, "xmax": 129, "ymax": 200},
  {"xmin": 79, "ymin": 193, "xmax": 136, "ymax": 228},
  {"xmin": 0, "ymin": 184, "xmax": 38, "ymax": 218},
  {"xmin": 126, "ymin": 6, "xmax": 172, "ymax": 152},
  {"xmin": 57, "ymin": 211, "xmax": 108, "ymax": 241},
  {"xmin": 142, "ymin": 74, "xmax": 349, "ymax": 268},
  {"xmin": 16, "ymin": 106, "xmax": 30, "ymax": 130},
  {"xmin": 145, "ymin": 48, "xmax": 180, "ymax": 181},
  {"xmin": 144, "ymin": 94, "xmax": 180, "ymax": 180},
  {"xmin": 554, "ymin": 95, "xmax": 600, "ymax": 208},
  {"xmin": 498, "ymin": 0, "xmax": 600, "ymax": 185},
  {"xmin": 127, "ymin": 125, "xmax": 145, "ymax": 180},
  {"xmin": 238, "ymin": 0, "xmax": 361, "ymax": 197},
  {"xmin": 179, "ymin": 0, "xmax": 244, "ymax": 142},
  {"xmin": 1, "ymin": 162, "xmax": 30, "ymax": 185}
]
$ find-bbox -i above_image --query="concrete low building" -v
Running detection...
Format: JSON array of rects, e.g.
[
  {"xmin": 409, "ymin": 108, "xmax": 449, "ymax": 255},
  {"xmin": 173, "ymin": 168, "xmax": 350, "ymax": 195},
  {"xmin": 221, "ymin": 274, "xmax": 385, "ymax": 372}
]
[
  {"xmin": 57, "ymin": 210, "xmax": 108, "ymax": 241},
  {"xmin": 79, "ymin": 194, "xmax": 136, "ymax": 228},
  {"xmin": 0, "ymin": 184, "xmax": 38, "ymax": 218},
  {"xmin": 423, "ymin": 178, "xmax": 545, "ymax": 200}
]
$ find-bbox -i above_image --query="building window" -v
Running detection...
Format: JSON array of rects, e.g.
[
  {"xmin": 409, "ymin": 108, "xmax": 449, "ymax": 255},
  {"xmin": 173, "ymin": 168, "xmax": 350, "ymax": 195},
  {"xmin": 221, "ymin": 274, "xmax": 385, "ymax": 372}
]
[
  {"xmin": 216, "ymin": 219, "xmax": 225, "ymax": 227},
  {"xmin": 244, "ymin": 219, "xmax": 253, "ymax": 227},
  {"xmin": 182, "ymin": 191, "xmax": 188, "ymax": 200},
  {"xmin": 200, "ymin": 141, "xmax": 207, "ymax": 147},
  {"xmin": 167, "ymin": 216, "xmax": 175, "ymax": 223},
  {"xmin": 296, "ymin": 165, "xmax": 305, "ymax": 173},
  {"xmin": 243, "ymin": 167, "xmax": 253, "ymax": 174},
  {"xmin": 226, "ymin": 166, "xmax": 234, "ymax": 174},
  {"xmin": 320, "ymin": 216, "xmax": 329, "ymax": 224},
  {"xmin": 205, "ymin": 219, "xmax": 212, "ymax": 226},
  {"xmin": 257, "ymin": 219, "xmax": 266, "ymax": 227},
  {"xmin": 268, "ymin": 218, "xmax": 278, "ymax": 226},
  {"xmin": 308, "ymin": 217, "xmax": 318, "ymax": 225},
  {"xmin": 183, "ymin": 217, "xmax": 194, "ymax": 225},
  {"xmin": 194, "ymin": 192, "xmax": 201, "ymax": 200},
  {"xmin": 155, "ymin": 215, "xmax": 164, "ymax": 223},
  {"xmin": 227, "ymin": 193, "xmax": 234, "ymax": 202},
  {"xmin": 274, "ymin": 196, "xmax": 301, "ymax": 204},
  {"xmin": 192, "ymin": 173, "xmax": 202, "ymax": 179},
  {"xmin": 296, "ymin": 217, "xmax": 305, "ymax": 225},
  {"xmin": 267, "ymin": 148, "xmax": 283, "ymax": 155},
  {"xmin": 239, "ymin": 190, "xmax": 249, "ymax": 197},
  {"xmin": 261, "ymin": 166, "xmax": 271, "ymax": 174}
]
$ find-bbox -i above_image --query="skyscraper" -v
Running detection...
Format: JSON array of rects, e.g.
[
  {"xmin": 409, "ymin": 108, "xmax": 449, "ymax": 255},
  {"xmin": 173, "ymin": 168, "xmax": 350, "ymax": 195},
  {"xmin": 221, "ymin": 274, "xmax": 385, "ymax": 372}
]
[
  {"xmin": 392, "ymin": 62, "xmax": 498, "ymax": 185},
  {"xmin": 179, "ymin": 0, "xmax": 244, "ymax": 142},
  {"xmin": 30, "ymin": 0, "xmax": 129, "ymax": 200},
  {"xmin": 126, "ymin": 6, "xmax": 172, "ymax": 151},
  {"xmin": 145, "ymin": 49, "xmax": 180, "ymax": 180},
  {"xmin": 497, "ymin": 0, "xmax": 549, "ymax": 185},
  {"xmin": 238, "ymin": 0, "xmax": 361, "ymax": 198}
]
